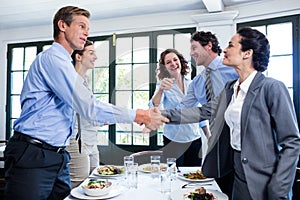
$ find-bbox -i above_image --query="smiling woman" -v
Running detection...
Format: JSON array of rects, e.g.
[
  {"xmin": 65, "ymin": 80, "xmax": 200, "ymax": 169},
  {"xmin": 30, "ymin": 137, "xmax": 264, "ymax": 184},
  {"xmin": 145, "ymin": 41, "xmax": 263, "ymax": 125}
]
[
  {"xmin": 66, "ymin": 40, "xmax": 102, "ymax": 188},
  {"xmin": 149, "ymin": 48, "xmax": 203, "ymax": 168}
]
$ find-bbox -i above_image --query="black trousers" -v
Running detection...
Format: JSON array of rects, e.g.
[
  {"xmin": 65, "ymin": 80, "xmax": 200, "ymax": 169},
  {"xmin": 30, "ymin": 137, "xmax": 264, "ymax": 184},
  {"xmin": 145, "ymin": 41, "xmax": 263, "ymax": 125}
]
[
  {"xmin": 162, "ymin": 136, "xmax": 202, "ymax": 167},
  {"xmin": 215, "ymin": 170, "xmax": 234, "ymax": 200},
  {"xmin": 4, "ymin": 135, "xmax": 71, "ymax": 200}
]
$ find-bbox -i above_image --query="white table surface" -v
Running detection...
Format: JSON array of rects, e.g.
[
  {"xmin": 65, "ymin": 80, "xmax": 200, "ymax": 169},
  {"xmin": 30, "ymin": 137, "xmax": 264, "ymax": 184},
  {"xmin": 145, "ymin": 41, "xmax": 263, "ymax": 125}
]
[{"xmin": 65, "ymin": 166, "xmax": 222, "ymax": 200}]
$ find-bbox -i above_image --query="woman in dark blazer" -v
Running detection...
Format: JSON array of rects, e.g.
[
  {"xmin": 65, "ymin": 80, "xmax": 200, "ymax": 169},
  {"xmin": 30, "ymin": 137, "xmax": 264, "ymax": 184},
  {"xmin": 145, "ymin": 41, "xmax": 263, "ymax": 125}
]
[{"xmin": 160, "ymin": 27, "xmax": 300, "ymax": 199}]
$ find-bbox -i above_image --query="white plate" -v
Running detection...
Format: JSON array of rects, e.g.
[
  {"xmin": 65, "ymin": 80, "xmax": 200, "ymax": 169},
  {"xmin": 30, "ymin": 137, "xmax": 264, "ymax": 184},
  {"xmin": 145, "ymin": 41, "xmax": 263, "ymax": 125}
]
[
  {"xmin": 170, "ymin": 188, "xmax": 228, "ymax": 200},
  {"xmin": 138, "ymin": 164, "xmax": 152, "ymax": 173},
  {"xmin": 138, "ymin": 163, "xmax": 167, "ymax": 173},
  {"xmin": 70, "ymin": 184, "xmax": 126, "ymax": 199},
  {"xmin": 92, "ymin": 166, "xmax": 125, "ymax": 177},
  {"xmin": 177, "ymin": 173, "xmax": 214, "ymax": 182}
]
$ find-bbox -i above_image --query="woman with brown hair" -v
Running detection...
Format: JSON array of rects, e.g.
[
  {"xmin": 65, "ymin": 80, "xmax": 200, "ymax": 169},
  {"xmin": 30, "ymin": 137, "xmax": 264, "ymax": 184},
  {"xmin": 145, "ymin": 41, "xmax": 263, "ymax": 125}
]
[{"xmin": 149, "ymin": 48, "xmax": 202, "ymax": 167}]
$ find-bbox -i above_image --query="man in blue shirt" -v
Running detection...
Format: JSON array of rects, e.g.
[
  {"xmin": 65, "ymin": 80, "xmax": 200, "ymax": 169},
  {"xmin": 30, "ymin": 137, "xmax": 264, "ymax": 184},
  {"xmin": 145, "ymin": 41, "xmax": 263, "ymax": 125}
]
[
  {"xmin": 4, "ymin": 6, "xmax": 168, "ymax": 200},
  {"xmin": 177, "ymin": 31, "xmax": 238, "ymax": 198}
]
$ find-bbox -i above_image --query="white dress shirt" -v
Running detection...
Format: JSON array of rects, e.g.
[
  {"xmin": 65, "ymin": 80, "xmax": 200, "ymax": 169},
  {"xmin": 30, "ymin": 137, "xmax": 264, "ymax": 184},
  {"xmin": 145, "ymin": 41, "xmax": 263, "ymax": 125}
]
[{"xmin": 224, "ymin": 70, "xmax": 257, "ymax": 151}]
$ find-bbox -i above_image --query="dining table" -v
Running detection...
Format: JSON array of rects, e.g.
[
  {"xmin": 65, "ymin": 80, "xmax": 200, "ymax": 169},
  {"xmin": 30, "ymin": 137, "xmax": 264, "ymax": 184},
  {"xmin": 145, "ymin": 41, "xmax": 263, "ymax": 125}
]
[{"xmin": 65, "ymin": 165, "xmax": 227, "ymax": 200}]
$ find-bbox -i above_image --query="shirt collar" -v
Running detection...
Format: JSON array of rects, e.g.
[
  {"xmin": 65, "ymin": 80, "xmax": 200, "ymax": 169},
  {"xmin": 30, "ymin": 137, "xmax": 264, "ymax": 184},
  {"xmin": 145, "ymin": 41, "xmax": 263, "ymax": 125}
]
[
  {"xmin": 207, "ymin": 56, "xmax": 222, "ymax": 71},
  {"xmin": 52, "ymin": 42, "xmax": 73, "ymax": 63},
  {"xmin": 236, "ymin": 70, "xmax": 257, "ymax": 93}
]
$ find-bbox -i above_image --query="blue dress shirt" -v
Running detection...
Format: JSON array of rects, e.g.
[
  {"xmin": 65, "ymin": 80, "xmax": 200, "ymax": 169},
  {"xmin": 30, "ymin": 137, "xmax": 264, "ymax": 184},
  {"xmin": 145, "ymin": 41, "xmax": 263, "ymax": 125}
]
[
  {"xmin": 13, "ymin": 42, "xmax": 136, "ymax": 147},
  {"xmin": 149, "ymin": 78, "xmax": 201, "ymax": 142}
]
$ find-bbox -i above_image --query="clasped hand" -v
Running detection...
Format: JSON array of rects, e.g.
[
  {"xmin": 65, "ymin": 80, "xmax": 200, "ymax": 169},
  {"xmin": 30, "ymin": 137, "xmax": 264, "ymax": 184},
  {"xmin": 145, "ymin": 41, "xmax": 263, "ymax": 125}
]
[{"xmin": 143, "ymin": 107, "xmax": 169, "ymax": 133}]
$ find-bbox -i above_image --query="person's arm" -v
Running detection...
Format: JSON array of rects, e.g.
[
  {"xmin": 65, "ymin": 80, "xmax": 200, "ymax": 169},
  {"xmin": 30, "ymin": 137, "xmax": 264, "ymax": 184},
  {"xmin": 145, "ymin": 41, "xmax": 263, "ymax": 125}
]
[
  {"xmin": 151, "ymin": 88, "xmax": 163, "ymax": 107},
  {"xmin": 201, "ymin": 123, "xmax": 212, "ymax": 139},
  {"xmin": 161, "ymin": 102, "xmax": 212, "ymax": 124},
  {"xmin": 151, "ymin": 78, "xmax": 174, "ymax": 107},
  {"xmin": 265, "ymin": 81, "xmax": 300, "ymax": 199},
  {"xmin": 42, "ymin": 49, "xmax": 167, "ymax": 128},
  {"xmin": 142, "ymin": 105, "xmax": 209, "ymax": 133}
]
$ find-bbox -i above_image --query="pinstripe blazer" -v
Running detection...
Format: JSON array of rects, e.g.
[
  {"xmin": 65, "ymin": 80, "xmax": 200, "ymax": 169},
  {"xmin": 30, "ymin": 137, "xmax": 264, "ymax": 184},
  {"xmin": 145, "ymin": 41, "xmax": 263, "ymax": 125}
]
[{"xmin": 162, "ymin": 72, "xmax": 300, "ymax": 199}]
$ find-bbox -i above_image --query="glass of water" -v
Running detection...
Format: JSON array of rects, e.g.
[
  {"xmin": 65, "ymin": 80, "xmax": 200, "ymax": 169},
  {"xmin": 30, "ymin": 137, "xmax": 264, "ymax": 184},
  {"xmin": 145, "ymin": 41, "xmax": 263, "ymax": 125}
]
[
  {"xmin": 127, "ymin": 162, "xmax": 138, "ymax": 189},
  {"xmin": 150, "ymin": 155, "xmax": 160, "ymax": 179},
  {"xmin": 124, "ymin": 156, "xmax": 134, "ymax": 179},
  {"xmin": 167, "ymin": 157, "xmax": 177, "ymax": 180},
  {"xmin": 124, "ymin": 156, "xmax": 134, "ymax": 166},
  {"xmin": 160, "ymin": 163, "xmax": 171, "ymax": 194}
]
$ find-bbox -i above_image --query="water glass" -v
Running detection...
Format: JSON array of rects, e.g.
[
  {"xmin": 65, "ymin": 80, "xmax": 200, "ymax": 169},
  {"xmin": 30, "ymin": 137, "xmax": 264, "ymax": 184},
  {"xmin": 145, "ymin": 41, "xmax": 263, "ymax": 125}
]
[
  {"xmin": 127, "ymin": 163, "xmax": 138, "ymax": 189},
  {"xmin": 124, "ymin": 156, "xmax": 134, "ymax": 179},
  {"xmin": 124, "ymin": 156, "xmax": 134, "ymax": 167},
  {"xmin": 166, "ymin": 157, "xmax": 177, "ymax": 180},
  {"xmin": 160, "ymin": 163, "xmax": 171, "ymax": 193},
  {"xmin": 150, "ymin": 155, "xmax": 160, "ymax": 178}
]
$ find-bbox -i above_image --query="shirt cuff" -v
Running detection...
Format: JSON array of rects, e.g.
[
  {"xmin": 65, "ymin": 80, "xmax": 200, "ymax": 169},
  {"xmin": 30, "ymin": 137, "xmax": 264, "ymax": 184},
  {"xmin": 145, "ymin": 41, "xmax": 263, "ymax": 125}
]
[{"xmin": 199, "ymin": 120, "xmax": 209, "ymax": 127}]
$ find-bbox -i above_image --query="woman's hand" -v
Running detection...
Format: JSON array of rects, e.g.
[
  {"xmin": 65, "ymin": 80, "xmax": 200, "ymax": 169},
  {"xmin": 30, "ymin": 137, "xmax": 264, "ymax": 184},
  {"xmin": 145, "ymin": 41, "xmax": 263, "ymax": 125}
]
[{"xmin": 159, "ymin": 78, "xmax": 174, "ymax": 91}]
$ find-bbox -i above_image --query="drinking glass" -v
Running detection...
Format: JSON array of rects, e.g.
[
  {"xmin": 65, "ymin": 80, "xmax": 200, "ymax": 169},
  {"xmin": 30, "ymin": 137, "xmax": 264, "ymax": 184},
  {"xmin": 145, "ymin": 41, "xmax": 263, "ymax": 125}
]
[
  {"xmin": 150, "ymin": 155, "xmax": 160, "ymax": 179},
  {"xmin": 160, "ymin": 163, "xmax": 171, "ymax": 193},
  {"xmin": 127, "ymin": 162, "xmax": 138, "ymax": 189},
  {"xmin": 124, "ymin": 156, "xmax": 134, "ymax": 179},
  {"xmin": 124, "ymin": 156, "xmax": 134, "ymax": 167},
  {"xmin": 166, "ymin": 157, "xmax": 177, "ymax": 180}
]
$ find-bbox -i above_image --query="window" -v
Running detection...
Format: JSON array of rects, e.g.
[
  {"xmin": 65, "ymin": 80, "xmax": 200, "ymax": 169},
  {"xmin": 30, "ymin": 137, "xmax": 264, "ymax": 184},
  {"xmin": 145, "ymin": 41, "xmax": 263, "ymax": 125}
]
[
  {"xmin": 6, "ymin": 41, "xmax": 52, "ymax": 139},
  {"xmin": 238, "ymin": 15, "xmax": 300, "ymax": 126},
  {"xmin": 114, "ymin": 35, "xmax": 151, "ymax": 146},
  {"xmin": 6, "ymin": 28, "xmax": 196, "ymax": 151}
]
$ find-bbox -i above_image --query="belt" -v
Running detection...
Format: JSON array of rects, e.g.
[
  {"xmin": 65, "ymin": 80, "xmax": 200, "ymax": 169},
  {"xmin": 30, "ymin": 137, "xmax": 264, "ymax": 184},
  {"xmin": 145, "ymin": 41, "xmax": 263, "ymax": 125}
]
[{"xmin": 13, "ymin": 131, "xmax": 66, "ymax": 153}]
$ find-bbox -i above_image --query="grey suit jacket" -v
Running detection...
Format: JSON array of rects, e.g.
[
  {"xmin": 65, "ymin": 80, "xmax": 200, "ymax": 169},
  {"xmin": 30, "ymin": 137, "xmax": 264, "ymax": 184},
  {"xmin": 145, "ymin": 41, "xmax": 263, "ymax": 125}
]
[{"xmin": 162, "ymin": 72, "xmax": 300, "ymax": 199}]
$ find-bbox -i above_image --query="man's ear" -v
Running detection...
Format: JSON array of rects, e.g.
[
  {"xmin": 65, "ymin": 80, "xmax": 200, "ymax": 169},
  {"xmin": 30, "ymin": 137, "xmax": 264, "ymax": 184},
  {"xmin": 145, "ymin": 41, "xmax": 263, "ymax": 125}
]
[
  {"xmin": 205, "ymin": 41, "xmax": 213, "ymax": 51},
  {"xmin": 58, "ymin": 20, "xmax": 66, "ymax": 32}
]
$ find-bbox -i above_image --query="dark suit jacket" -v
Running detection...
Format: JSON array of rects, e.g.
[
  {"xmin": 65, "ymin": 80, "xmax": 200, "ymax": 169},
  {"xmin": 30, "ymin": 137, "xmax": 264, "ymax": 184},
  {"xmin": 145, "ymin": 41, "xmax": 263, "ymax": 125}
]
[{"xmin": 162, "ymin": 72, "xmax": 300, "ymax": 199}]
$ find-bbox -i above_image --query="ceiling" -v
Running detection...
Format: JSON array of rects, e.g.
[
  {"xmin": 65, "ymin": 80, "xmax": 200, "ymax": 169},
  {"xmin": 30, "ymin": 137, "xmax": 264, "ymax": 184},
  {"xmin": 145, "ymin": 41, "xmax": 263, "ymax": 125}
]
[{"xmin": 0, "ymin": 0, "xmax": 264, "ymax": 30}]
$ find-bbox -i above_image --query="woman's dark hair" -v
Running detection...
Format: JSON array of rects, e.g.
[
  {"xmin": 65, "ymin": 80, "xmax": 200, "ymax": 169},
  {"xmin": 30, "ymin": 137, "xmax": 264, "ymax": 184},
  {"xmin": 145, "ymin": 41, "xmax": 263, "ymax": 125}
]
[
  {"xmin": 71, "ymin": 40, "xmax": 93, "ymax": 66},
  {"xmin": 190, "ymin": 31, "xmax": 222, "ymax": 55},
  {"xmin": 237, "ymin": 27, "xmax": 270, "ymax": 72},
  {"xmin": 157, "ymin": 48, "xmax": 190, "ymax": 80}
]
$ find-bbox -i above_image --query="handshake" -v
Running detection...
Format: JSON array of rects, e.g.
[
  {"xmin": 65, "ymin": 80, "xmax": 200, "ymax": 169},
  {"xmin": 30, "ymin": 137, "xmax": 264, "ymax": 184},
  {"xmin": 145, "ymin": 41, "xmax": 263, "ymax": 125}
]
[{"xmin": 134, "ymin": 108, "xmax": 169, "ymax": 132}]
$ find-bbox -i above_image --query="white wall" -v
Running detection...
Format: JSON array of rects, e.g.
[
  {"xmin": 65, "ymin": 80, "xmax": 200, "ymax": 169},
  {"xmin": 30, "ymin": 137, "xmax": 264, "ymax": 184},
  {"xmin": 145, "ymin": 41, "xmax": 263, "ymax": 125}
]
[{"xmin": 0, "ymin": 0, "xmax": 299, "ymax": 138}]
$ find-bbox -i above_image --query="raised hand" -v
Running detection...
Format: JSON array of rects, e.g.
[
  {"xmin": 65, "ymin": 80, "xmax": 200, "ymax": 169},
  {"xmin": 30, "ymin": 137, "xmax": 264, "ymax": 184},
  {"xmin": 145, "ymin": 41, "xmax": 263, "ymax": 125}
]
[{"xmin": 159, "ymin": 78, "xmax": 174, "ymax": 91}]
